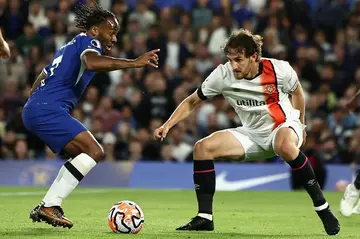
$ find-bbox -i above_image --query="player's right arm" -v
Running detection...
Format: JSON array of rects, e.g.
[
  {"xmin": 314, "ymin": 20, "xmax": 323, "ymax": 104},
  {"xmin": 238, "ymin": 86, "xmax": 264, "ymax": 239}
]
[
  {"xmin": 154, "ymin": 90, "xmax": 203, "ymax": 141},
  {"xmin": 82, "ymin": 49, "xmax": 160, "ymax": 71},
  {"xmin": 154, "ymin": 64, "xmax": 225, "ymax": 141},
  {"xmin": 0, "ymin": 29, "xmax": 10, "ymax": 59}
]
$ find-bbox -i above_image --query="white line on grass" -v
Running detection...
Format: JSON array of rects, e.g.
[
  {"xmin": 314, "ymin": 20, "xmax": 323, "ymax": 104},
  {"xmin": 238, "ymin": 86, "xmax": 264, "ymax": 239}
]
[
  {"xmin": 0, "ymin": 188, "xmax": 193, "ymax": 197},
  {"xmin": 0, "ymin": 189, "xmax": 111, "ymax": 197}
]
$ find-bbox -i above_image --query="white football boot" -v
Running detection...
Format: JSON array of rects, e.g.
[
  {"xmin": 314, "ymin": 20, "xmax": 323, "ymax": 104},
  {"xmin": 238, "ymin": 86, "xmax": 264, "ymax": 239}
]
[
  {"xmin": 352, "ymin": 199, "xmax": 360, "ymax": 214},
  {"xmin": 340, "ymin": 184, "xmax": 360, "ymax": 216}
]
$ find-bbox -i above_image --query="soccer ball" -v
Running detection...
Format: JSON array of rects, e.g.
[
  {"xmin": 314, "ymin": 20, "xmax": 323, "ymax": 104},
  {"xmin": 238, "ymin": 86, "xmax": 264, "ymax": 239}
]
[{"xmin": 108, "ymin": 201, "xmax": 145, "ymax": 234}]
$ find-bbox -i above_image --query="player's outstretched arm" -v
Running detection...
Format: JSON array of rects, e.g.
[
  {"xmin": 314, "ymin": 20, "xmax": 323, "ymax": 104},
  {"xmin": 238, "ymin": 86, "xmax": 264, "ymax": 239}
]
[
  {"xmin": 83, "ymin": 49, "xmax": 160, "ymax": 72},
  {"xmin": 0, "ymin": 29, "xmax": 10, "ymax": 59},
  {"xmin": 154, "ymin": 90, "xmax": 203, "ymax": 141}
]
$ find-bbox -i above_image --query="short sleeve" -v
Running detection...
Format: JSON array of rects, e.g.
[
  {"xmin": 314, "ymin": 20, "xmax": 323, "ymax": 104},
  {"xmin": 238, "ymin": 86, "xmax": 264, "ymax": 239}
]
[
  {"xmin": 197, "ymin": 65, "xmax": 225, "ymax": 100},
  {"xmin": 79, "ymin": 36, "xmax": 102, "ymax": 61},
  {"xmin": 281, "ymin": 62, "xmax": 299, "ymax": 94}
]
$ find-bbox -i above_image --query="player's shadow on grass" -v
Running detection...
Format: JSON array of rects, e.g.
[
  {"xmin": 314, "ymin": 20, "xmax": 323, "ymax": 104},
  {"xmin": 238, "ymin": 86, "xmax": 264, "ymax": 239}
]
[
  {"xmin": 135, "ymin": 231, "xmax": 328, "ymax": 239},
  {"xmin": 221, "ymin": 233, "xmax": 327, "ymax": 238},
  {"xmin": 2, "ymin": 228, "xmax": 68, "ymax": 236},
  {"xmin": 174, "ymin": 232, "xmax": 327, "ymax": 239}
]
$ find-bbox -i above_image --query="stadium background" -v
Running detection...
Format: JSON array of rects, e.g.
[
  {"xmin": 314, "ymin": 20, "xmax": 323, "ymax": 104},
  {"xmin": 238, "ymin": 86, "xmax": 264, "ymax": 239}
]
[{"xmin": 0, "ymin": 0, "xmax": 359, "ymax": 190}]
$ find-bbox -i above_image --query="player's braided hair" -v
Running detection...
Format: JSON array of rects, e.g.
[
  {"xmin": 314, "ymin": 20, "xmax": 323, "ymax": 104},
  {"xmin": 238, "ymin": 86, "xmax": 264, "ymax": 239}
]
[
  {"xmin": 74, "ymin": 1, "xmax": 115, "ymax": 31},
  {"xmin": 222, "ymin": 28, "xmax": 263, "ymax": 62}
]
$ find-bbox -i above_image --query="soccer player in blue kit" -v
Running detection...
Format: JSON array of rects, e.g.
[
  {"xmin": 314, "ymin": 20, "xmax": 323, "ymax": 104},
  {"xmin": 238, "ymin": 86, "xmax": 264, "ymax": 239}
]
[{"xmin": 22, "ymin": 3, "xmax": 159, "ymax": 228}]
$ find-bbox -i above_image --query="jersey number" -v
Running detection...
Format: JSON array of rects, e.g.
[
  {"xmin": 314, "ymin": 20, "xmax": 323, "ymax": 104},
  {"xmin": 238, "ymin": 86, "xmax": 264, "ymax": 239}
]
[{"xmin": 49, "ymin": 55, "xmax": 63, "ymax": 77}]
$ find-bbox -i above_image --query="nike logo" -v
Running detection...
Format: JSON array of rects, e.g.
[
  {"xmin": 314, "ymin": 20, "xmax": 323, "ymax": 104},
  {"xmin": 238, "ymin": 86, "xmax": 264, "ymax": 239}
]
[{"xmin": 216, "ymin": 171, "xmax": 290, "ymax": 191}]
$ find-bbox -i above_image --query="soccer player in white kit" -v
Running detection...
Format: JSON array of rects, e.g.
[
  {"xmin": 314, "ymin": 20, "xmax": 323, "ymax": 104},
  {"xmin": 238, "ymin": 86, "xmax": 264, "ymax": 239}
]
[{"xmin": 154, "ymin": 29, "xmax": 340, "ymax": 235}]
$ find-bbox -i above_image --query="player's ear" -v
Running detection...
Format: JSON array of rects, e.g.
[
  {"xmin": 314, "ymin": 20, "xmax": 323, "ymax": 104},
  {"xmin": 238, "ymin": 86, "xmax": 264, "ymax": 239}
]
[
  {"xmin": 251, "ymin": 53, "xmax": 258, "ymax": 62},
  {"xmin": 90, "ymin": 26, "xmax": 100, "ymax": 37}
]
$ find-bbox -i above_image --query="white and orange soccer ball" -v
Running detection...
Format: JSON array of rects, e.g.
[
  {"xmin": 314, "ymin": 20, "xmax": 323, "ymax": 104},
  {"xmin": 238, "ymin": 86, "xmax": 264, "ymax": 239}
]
[{"xmin": 108, "ymin": 201, "xmax": 145, "ymax": 234}]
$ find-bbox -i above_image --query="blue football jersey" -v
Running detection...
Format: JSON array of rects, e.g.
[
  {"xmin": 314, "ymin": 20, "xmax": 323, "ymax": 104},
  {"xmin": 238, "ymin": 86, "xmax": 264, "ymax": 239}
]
[{"xmin": 26, "ymin": 33, "xmax": 102, "ymax": 112}]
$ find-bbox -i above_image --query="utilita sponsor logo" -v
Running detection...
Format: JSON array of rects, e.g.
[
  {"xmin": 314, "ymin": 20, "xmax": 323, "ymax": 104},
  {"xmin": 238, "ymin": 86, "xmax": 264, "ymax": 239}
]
[{"xmin": 236, "ymin": 99, "xmax": 266, "ymax": 106}]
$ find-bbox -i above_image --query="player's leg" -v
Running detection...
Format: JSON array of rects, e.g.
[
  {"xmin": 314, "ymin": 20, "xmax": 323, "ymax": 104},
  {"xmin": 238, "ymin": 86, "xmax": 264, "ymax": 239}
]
[
  {"xmin": 273, "ymin": 127, "xmax": 340, "ymax": 235},
  {"xmin": 42, "ymin": 130, "xmax": 103, "ymax": 204},
  {"xmin": 26, "ymin": 109, "xmax": 104, "ymax": 229},
  {"xmin": 340, "ymin": 168, "xmax": 360, "ymax": 216},
  {"xmin": 177, "ymin": 129, "xmax": 248, "ymax": 231},
  {"xmin": 31, "ymin": 130, "xmax": 104, "ymax": 228}
]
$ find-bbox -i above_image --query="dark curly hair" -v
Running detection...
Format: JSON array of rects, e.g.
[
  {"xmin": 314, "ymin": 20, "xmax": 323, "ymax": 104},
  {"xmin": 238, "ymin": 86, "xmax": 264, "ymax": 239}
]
[
  {"xmin": 74, "ymin": 1, "xmax": 116, "ymax": 31},
  {"xmin": 222, "ymin": 28, "xmax": 263, "ymax": 62}
]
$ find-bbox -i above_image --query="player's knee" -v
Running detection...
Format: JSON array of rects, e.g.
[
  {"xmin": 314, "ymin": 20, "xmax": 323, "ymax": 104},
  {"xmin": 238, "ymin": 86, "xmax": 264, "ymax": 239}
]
[
  {"xmin": 194, "ymin": 139, "xmax": 215, "ymax": 160},
  {"xmin": 275, "ymin": 140, "xmax": 298, "ymax": 161},
  {"xmin": 86, "ymin": 145, "xmax": 104, "ymax": 162}
]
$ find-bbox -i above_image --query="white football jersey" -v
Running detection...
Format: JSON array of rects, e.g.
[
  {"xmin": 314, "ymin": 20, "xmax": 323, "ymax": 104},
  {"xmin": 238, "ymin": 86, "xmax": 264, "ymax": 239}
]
[{"xmin": 198, "ymin": 58, "xmax": 300, "ymax": 135}]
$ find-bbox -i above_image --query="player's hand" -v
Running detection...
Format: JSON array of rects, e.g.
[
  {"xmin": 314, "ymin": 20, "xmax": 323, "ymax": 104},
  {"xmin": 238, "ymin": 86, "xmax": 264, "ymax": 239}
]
[
  {"xmin": 0, "ymin": 40, "xmax": 10, "ymax": 59},
  {"xmin": 134, "ymin": 49, "xmax": 160, "ymax": 68},
  {"xmin": 154, "ymin": 125, "xmax": 169, "ymax": 141}
]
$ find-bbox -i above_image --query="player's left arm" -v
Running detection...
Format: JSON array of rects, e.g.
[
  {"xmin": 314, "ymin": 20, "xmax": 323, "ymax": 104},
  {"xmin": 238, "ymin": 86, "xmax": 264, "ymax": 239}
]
[
  {"xmin": 287, "ymin": 79, "xmax": 307, "ymax": 147},
  {"xmin": 289, "ymin": 83, "xmax": 305, "ymax": 125},
  {"xmin": 282, "ymin": 62, "xmax": 306, "ymax": 146},
  {"xmin": 29, "ymin": 71, "xmax": 46, "ymax": 95},
  {"xmin": 281, "ymin": 62, "xmax": 305, "ymax": 125}
]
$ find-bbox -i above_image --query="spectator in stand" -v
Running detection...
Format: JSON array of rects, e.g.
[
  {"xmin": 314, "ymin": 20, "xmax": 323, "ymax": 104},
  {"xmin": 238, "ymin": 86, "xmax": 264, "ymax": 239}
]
[{"xmin": 0, "ymin": 0, "xmax": 358, "ymax": 165}]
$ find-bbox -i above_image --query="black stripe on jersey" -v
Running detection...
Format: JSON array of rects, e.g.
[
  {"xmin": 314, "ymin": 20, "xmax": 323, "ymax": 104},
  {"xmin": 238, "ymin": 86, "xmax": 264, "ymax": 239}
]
[
  {"xmin": 288, "ymin": 68, "xmax": 299, "ymax": 93},
  {"xmin": 197, "ymin": 86, "xmax": 208, "ymax": 100},
  {"xmin": 268, "ymin": 61, "xmax": 287, "ymax": 119},
  {"xmin": 289, "ymin": 80, "xmax": 299, "ymax": 93}
]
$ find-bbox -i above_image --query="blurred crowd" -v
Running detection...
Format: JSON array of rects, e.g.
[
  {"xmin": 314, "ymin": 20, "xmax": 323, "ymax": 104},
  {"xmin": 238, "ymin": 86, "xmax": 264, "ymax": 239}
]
[{"xmin": 0, "ymin": 0, "xmax": 360, "ymax": 165}]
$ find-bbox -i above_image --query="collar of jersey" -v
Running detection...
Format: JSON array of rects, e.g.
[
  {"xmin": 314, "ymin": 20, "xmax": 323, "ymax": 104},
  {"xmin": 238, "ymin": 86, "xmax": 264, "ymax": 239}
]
[{"xmin": 244, "ymin": 61, "xmax": 263, "ymax": 80}]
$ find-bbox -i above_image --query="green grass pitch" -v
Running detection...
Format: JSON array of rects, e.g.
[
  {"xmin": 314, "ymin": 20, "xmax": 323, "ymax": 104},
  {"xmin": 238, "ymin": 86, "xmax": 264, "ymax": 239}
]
[{"xmin": 0, "ymin": 187, "xmax": 359, "ymax": 239}]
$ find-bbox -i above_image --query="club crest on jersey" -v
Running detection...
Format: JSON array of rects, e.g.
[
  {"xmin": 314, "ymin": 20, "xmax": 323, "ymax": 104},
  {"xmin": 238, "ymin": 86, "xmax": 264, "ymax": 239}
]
[
  {"xmin": 264, "ymin": 84, "xmax": 276, "ymax": 94},
  {"xmin": 90, "ymin": 39, "xmax": 101, "ymax": 49}
]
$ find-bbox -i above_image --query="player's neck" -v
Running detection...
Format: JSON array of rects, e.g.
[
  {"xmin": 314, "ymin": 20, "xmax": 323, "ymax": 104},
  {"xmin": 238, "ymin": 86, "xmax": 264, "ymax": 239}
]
[
  {"xmin": 244, "ymin": 62, "xmax": 261, "ymax": 80},
  {"xmin": 86, "ymin": 30, "xmax": 96, "ymax": 38}
]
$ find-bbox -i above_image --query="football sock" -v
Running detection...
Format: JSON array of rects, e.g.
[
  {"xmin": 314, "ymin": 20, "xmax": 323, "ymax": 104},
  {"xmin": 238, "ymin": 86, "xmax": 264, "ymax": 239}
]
[
  {"xmin": 287, "ymin": 151, "xmax": 327, "ymax": 210},
  {"xmin": 42, "ymin": 153, "xmax": 97, "ymax": 207},
  {"xmin": 354, "ymin": 172, "xmax": 360, "ymax": 190},
  {"xmin": 193, "ymin": 160, "xmax": 215, "ymax": 220}
]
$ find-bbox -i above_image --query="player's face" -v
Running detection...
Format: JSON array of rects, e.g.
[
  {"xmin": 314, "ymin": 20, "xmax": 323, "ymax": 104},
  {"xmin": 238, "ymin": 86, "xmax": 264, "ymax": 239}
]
[
  {"xmin": 227, "ymin": 50, "xmax": 256, "ymax": 79},
  {"xmin": 97, "ymin": 16, "xmax": 120, "ymax": 54}
]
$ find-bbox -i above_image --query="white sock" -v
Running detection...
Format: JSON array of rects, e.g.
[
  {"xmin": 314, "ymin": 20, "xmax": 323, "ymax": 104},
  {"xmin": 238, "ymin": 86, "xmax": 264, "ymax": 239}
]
[
  {"xmin": 42, "ymin": 153, "xmax": 97, "ymax": 207},
  {"xmin": 198, "ymin": 213, "xmax": 213, "ymax": 221},
  {"xmin": 351, "ymin": 183, "xmax": 360, "ymax": 192}
]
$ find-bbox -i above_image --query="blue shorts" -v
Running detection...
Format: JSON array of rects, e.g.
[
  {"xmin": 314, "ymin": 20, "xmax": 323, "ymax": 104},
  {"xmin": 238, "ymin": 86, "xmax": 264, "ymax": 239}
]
[{"xmin": 22, "ymin": 104, "xmax": 87, "ymax": 154}]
